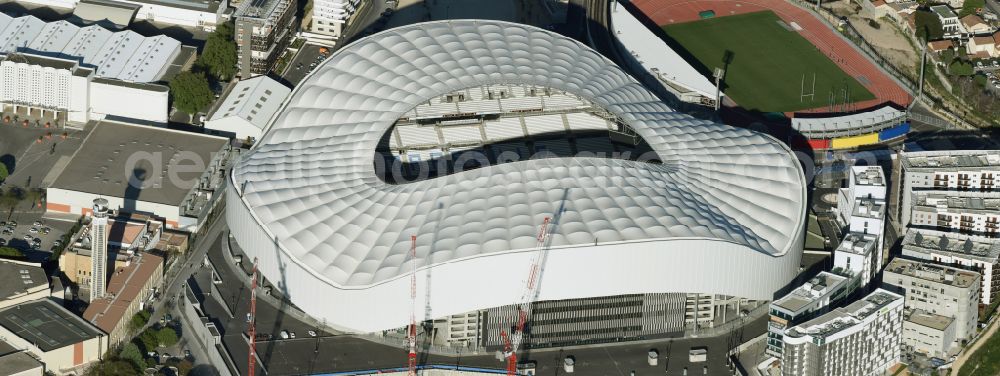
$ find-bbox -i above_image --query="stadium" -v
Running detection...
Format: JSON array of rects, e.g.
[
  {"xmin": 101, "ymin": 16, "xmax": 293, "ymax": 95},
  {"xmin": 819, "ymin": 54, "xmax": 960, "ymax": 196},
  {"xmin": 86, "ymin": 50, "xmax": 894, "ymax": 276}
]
[
  {"xmin": 227, "ymin": 20, "xmax": 808, "ymax": 348},
  {"xmin": 616, "ymin": 0, "xmax": 914, "ymax": 149}
]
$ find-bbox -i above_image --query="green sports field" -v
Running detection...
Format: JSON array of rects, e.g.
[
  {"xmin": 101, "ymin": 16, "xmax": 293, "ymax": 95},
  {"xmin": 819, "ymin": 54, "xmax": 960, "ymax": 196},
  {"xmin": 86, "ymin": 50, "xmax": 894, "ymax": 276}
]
[{"xmin": 661, "ymin": 11, "xmax": 875, "ymax": 113}]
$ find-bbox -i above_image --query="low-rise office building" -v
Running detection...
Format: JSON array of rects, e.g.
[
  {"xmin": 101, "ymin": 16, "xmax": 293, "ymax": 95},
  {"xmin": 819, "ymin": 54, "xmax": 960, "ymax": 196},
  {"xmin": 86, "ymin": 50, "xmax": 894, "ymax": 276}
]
[
  {"xmin": 0, "ymin": 299, "xmax": 106, "ymax": 373},
  {"xmin": 767, "ymin": 272, "xmax": 849, "ymax": 359},
  {"xmin": 902, "ymin": 309, "xmax": 956, "ymax": 358},
  {"xmin": 781, "ymin": 289, "xmax": 903, "ymax": 376},
  {"xmin": 0, "ymin": 260, "xmax": 49, "ymax": 310},
  {"xmin": 882, "ymin": 258, "xmax": 980, "ymax": 343},
  {"xmin": 45, "ymin": 121, "xmax": 232, "ymax": 231},
  {"xmin": 11, "ymin": 0, "xmax": 227, "ymax": 29},
  {"xmin": 901, "ymin": 228, "xmax": 999, "ymax": 306},
  {"xmin": 83, "ymin": 252, "xmax": 164, "ymax": 347}
]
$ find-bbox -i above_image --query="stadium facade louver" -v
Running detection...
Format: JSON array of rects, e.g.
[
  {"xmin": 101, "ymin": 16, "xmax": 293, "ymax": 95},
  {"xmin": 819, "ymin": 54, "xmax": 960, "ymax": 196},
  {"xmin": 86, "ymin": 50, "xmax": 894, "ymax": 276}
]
[{"xmin": 227, "ymin": 20, "xmax": 808, "ymax": 335}]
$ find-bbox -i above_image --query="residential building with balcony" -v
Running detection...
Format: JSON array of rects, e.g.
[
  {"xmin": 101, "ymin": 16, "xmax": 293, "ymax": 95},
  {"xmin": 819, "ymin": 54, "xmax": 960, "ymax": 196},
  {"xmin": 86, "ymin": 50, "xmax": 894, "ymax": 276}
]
[
  {"xmin": 882, "ymin": 258, "xmax": 979, "ymax": 350},
  {"xmin": 900, "ymin": 228, "xmax": 999, "ymax": 306},
  {"xmin": 767, "ymin": 272, "xmax": 849, "ymax": 359},
  {"xmin": 780, "ymin": 289, "xmax": 903, "ymax": 376},
  {"xmin": 234, "ymin": 0, "xmax": 297, "ymax": 77}
]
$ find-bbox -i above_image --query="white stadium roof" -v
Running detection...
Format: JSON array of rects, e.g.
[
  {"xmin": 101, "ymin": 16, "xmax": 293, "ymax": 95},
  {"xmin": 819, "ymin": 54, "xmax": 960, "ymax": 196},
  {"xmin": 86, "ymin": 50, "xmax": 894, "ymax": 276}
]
[
  {"xmin": 0, "ymin": 14, "xmax": 180, "ymax": 82},
  {"xmin": 227, "ymin": 20, "xmax": 808, "ymax": 333}
]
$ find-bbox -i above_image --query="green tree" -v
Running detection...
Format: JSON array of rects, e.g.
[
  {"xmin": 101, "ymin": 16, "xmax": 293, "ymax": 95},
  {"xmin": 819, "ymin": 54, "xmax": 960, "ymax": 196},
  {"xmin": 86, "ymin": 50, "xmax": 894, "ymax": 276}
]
[
  {"xmin": 949, "ymin": 59, "xmax": 975, "ymax": 76},
  {"xmin": 975, "ymin": 74, "xmax": 989, "ymax": 87},
  {"xmin": 198, "ymin": 23, "xmax": 237, "ymax": 81},
  {"xmin": 0, "ymin": 164, "xmax": 7, "ymax": 182},
  {"xmin": 914, "ymin": 10, "xmax": 944, "ymax": 41},
  {"xmin": 941, "ymin": 48, "xmax": 956, "ymax": 65},
  {"xmin": 129, "ymin": 310, "xmax": 151, "ymax": 331},
  {"xmin": 169, "ymin": 72, "xmax": 214, "ymax": 117},
  {"xmin": 118, "ymin": 343, "xmax": 145, "ymax": 371},
  {"xmin": 165, "ymin": 358, "xmax": 194, "ymax": 376},
  {"xmin": 959, "ymin": 0, "xmax": 985, "ymax": 17},
  {"xmin": 138, "ymin": 330, "xmax": 158, "ymax": 351},
  {"xmin": 85, "ymin": 360, "xmax": 137, "ymax": 376},
  {"xmin": 156, "ymin": 327, "xmax": 179, "ymax": 347},
  {"xmin": 0, "ymin": 246, "xmax": 24, "ymax": 259}
]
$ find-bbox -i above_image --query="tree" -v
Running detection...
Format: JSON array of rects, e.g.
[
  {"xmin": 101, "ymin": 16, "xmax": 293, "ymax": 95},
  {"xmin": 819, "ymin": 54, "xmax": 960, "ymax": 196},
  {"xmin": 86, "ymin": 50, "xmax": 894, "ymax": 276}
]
[
  {"xmin": 129, "ymin": 310, "xmax": 151, "ymax": 331},
  {"xmin": 959, "ymin": 0, "xmax": 985, "ymax": 17},
  {"xmin": 85, "ymin": 360, "xmax": 137, "ymax": 376},
  {"xmin": 138, "ymin": 330, "xmax": 158, "ymax": 352},
  {"xmin": 198, "ymin": 23, "xmax": 238, "ymax": 81},
  {"xmin": 949, "ymin": 59, "xmax": 975, "ymax": 76},
  {"xmin": 156, "ymin": 327, "xmax": 179, "ymax": 348},
  {"xmin": 165, "ymin": 358, "xmax": 194, "ymax": 376},
  {"xmin": 941, "ymin": 48, "xmax": 956, "ymax": 65},
  {"xmin": 975, "ymin": 73, "xmax": 988, "ymax": 87},
  {"xmin": 169, "ymin": 72, "xmax": 214, "ymax": 116},
  {"xmin": 0, "ymin": 164, "xmax": 7, "ymax": 182},
  {"xmin": 914, "ymin": 10, "xmax": 944, "ymax": 41},
  {"xmin": 118, "ymin": 343, "xmax": 145, "ymax": 371},
  {"xmin": 0, "ymin": 246, "xmax": 24, "ymax": 259}
]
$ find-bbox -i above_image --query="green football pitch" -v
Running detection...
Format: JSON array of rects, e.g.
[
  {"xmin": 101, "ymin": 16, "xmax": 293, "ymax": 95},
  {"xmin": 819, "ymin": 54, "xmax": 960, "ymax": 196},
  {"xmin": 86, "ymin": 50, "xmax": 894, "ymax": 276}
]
[{"xmin": 661, "ymin": 11, "xmax": 875, "ymax": 113}]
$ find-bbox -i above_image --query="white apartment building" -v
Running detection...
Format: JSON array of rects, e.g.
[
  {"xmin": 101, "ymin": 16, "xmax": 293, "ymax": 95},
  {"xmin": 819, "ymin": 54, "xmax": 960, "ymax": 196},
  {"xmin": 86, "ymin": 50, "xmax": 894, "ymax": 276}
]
[
  {"xmin": 902, "ymin": 309, "xmax": 956, "ymax": 358},
  {"xmin": 908, "ymin": 191, "xmax": 1000, "ymax": 237},
  {"xmin": 837, "ymin": 166, "xmax": 888, "ymax": 225},
  {"xmin": 781, "ymin": 289, "xmax": 903, "ymax": 376},
  {"xmin": 882, "ymin": 258, "xmax": 980, "ymax": 347},
  {"xmin": 901, "ymin": 228, "xmax": 999, "ymax": 306},
  {"xmin": 767, "ymin": 272, "xmax": 849, "ymax": 359},
  {"xmin": 899, "ymin": 150, "xmax": 1000, "ymax": 227},
  {"xmin": 309, "ymin": 0, "xmax": 360, "ymax": 42},
  {"xmin": 834, "ymin": 232, "xmax": 879, "ymax": 288}
]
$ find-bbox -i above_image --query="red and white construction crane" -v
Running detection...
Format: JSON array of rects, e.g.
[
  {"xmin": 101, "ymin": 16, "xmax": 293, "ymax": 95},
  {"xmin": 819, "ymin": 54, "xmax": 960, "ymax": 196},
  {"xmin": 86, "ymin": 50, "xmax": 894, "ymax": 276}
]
[
  {"xmin": 407, "ymin": 235, "xmax": 418, "ymax": 376},
  {"xmin": 501, "ymin": 217, "xmax": 552, "ymax": 376},
  {"xmin": 248, "ymin": 257, "xmax": 259, "ymax": 376}
]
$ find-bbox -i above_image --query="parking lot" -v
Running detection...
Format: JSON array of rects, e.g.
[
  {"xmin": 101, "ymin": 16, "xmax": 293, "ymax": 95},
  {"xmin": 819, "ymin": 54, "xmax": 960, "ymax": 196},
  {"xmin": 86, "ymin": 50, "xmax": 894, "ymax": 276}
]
[
  {"xmin": 280, "ymin": 44, "xmax": 331, "ymax": 86},
  {"xmin": 0, "ymin": 213, "xmax": 72, "ymax": 261}
]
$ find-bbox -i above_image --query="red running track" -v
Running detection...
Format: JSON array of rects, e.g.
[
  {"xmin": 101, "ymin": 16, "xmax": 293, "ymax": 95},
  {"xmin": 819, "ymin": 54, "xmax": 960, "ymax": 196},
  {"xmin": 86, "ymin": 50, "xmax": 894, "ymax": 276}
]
[{"xmin": 630, "ymin": 0, "xmax": 911, "ymax": 115}]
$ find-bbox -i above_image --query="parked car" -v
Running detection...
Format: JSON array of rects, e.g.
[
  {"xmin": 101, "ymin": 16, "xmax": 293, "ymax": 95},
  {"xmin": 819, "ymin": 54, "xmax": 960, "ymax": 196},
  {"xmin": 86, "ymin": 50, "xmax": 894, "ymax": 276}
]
[
  {"xmin": 290, "ymin": 332, "xmax": 296, "ymax": 339},
  {"xmin": 32, "ymin": 221, "xmax": 42, "ymax": 226},
  {"xmin": 280, "ymin": 330, "xmax": 289, "ymax": 339},
  {"xmin": 28, "ymin": 227, "xmax": 37, "ymax": 233},
  {"xmin": 308, "ymin": 330, "xmax": 317, "ymax": 337},
  {"xmin": 22, "ymin": 234, "xmax": 32, "ymax": 240}
]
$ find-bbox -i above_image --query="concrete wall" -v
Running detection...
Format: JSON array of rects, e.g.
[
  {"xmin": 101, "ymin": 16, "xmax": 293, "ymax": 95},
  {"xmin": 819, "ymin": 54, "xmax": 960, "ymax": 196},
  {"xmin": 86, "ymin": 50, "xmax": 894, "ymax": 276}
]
[
  {"xmin": 89, "ymin": 82, "xmax": 169, "ymax": 124},
  {"xmin": 204, "ymin": 117, "xmax": 262, "ymax": 141},
  {"xmin": 46, "ymin": 188, "xmax": 182, "ymax": 229}
]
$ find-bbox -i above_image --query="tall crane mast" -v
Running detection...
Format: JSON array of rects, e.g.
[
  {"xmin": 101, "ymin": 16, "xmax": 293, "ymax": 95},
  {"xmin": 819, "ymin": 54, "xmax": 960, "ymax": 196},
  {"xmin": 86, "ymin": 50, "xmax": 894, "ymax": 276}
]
[
  {"xmin": 407, "ymin": 235, "xmax": 418, "ymax": 376},
  {"xmin": 502, "ymin": 217, "xmax": 552, "ymax": 376},
  {"xmin": 248, "ymin": 257, "xmax": 259, "ymax": 376}
]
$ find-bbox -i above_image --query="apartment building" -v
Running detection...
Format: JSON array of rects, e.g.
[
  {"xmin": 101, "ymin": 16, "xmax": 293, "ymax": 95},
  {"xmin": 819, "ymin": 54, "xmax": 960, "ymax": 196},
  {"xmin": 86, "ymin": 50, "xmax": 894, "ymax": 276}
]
[
  {"xmin": 882, "ymin": 258, "xmax": 980, "ymax": 349},
  {"xmin": 309, "ymin": 0, "xmax": 360, "ymax": 41},
  {"xmin": 234, "ymin": 0, "xmax": 297, "ymax": 77},
  {"xmin": 781, "ymin": 289, "xmax": 903, "ymax": 376},
  {"xmin": 902, "ymin": 309, "xmax": 956, "ymax": 358},
  {"xmin": 767, "ymin": 272, "xmax": 849, "ymax": 358},
  {"xmin": 901, "ymin": 228, "xmax": 999, "ymax": 306},
  {"xmin": 834, "ymin": 232, "xmax": 879, "ymax": 288},
  {"xmin": 899, "ymin": 150, "xmax": 1000, "ymax": 227},
  {"xmin": 908, "ymin": 191, "xmax": 1000, "ymax": 237}
]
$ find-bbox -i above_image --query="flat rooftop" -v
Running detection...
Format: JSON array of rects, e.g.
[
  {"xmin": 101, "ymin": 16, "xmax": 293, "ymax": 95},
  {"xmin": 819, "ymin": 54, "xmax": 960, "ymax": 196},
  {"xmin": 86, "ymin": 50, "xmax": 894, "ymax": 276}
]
[
  {"xmin": 902, "ymin": 150, "xmax": 1000, "ymax": 170},
  {"xmin": 852, "ymin": 197, "xmax": 885, "ymax": 219},
  {"xmin": 852, "ymin": 166, "xmax": 886, "ymax": 187},
  {"xmin": 902, "ymin": 228, "xmax": 1000, "ymax": 261},
  {"xmin": 122, "ymin": 0, "xmax": 220, "ymax": 12},
  {"xmin": 0, "ymin": 350, "xmax": 43, "ymax": 375},
  {"xmin": 931, "ymin": 5, "xmax": 958, "ymax": 18},
  {"xmin": 772, "ymin": 271, "xmax": 848, "ymax": 314},
  {"xmin": 0, "ymin": 260, "xmax": 47, "ymax": 301},
  {"xmin": 0, "ymin": 299, "xmax": 104, "ymax": 352},
  {"xmin": 50, "ymin": 121, "xmax": 228, "ymax": 206},
  {"xmin": 83, "ymin": 252, "xmax": 163, "ymax": 334},
  {"xmin": 836, "ymin": 232, "xmax": 878, "ymax": 256},
  {"xmin": 788, "ymin": 289, "xmax": 902, "ymax": 340},
  {"xmin": 885, "ymin": 257, "xmax": 980, "ymax": 288},
  {"xmin": 905, "ymin": 309, "xmax": 953, "ymax": 331},
  {"xmin": 912, "ymin": 191, "xmax": 1000, "ymax": 214}
]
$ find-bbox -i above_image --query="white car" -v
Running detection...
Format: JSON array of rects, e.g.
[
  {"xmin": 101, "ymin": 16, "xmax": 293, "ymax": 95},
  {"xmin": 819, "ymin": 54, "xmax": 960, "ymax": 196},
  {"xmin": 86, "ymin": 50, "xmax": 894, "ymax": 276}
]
[
  {"xmin": 280, "ymin": 330, "xmax": 289, "ymax": 339},
  {"xmin": 28, "ymin": 227, "xmax": 37, "ymax": 233},
  {"xmin": 290, "ymin": 332, "xmax": 296, "ymax": 339},
  {"xmin": 993, "ymin": 61, "xmax": 999, "ymax": 67},
  {"xmin": 307, "ymin": 330, "xmax": 317, "ymax": 337},
  {"xmin": 977, "ymin": 61, "xmax": 984, "ymax": 68}
]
